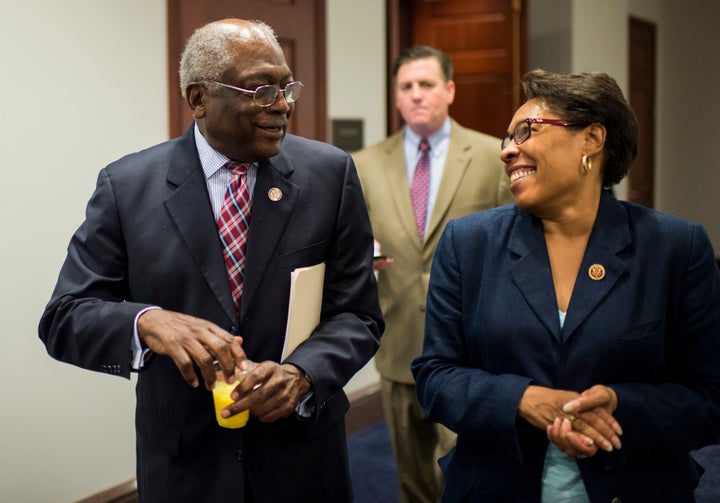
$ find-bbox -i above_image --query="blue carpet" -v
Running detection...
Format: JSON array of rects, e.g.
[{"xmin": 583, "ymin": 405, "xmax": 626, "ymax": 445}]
[
  {"xmin": 347, "ymin": 421, "xmax": 720, "ymax": 502},
  {"xmin": 348, "ymin": 421, "xmax": 399, "ymax": 502}
]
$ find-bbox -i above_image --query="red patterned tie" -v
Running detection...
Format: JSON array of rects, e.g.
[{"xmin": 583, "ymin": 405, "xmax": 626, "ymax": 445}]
[
  {"xmin": 410, "ymin": 138, "xmax": 431, "ymax": 240},
  {"xmin": 217, "ymin": 162, "xmax": 252, "ymax": 316}
]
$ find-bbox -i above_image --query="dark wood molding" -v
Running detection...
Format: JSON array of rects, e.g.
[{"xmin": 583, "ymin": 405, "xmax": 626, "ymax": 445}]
[
  {"xmin": 74, "ymin": 479, "xmax": 138, "ymax": 503},
  {"xmin": 345, "ymin": 382, "xmax": 384, "ymax": 436}
]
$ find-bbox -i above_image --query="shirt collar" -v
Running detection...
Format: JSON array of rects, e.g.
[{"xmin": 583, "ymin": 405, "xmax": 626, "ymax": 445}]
[
  {"xmin": 194, "ymin": 123, "xmax": 231, "ymax": 180},
  {"xmin": 404, "ymin": 117, "xmax": 452, "ymax": 154}
]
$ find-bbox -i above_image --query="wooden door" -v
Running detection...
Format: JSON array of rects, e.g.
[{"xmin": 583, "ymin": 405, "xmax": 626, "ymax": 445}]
[
  {"xmin": 388, "ymin": 0, "xmax": 527, "ymax": 138},
  {"xmin": 628, "ymin": 17, "xmax": 656, "ymax": 208},
  {"xmin": 167, "ymin": 0, "xmax": 326, "ymax": 140}
]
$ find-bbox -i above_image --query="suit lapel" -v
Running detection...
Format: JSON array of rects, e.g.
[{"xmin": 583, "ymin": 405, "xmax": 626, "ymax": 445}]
[
  {"xmin": 425, "ymin": 121, "xmax": 470, "ymax": 245},
  {"xmin": 382, "ymin": 132, "xmax": 423, "ymax": 251},
  {"xmin": 509, "ymin": 212, "xmax": 562, "ymax": 340},
  {"xmin": 164, "ymin": 127, "xmax": 236, "ymax": 323},
  {"xmin": 240, "ymin": 155, "xmax": 299, "ymax": 318},
  {"xmin": 562, "ymin": 192, "xmax": 632, "ymax": 338},
  {"xmin": 509, "ymin": 192, "xmax": 632, "ymax": 343}
]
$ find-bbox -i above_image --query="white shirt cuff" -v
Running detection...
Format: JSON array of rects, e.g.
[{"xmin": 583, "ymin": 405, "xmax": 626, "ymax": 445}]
[{"xmin": 130, "ymin": 306, "xmax": 161, "ymax": 370}]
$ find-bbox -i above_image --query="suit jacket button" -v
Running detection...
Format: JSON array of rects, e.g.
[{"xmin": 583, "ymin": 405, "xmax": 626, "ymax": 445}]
[
  {"xmin": 230, "ymin": 326, "xmax": 238, "ymax": 335},
  {"xmin": 236, "ymin": 449, "xmax": 244, "ymax": 461}
]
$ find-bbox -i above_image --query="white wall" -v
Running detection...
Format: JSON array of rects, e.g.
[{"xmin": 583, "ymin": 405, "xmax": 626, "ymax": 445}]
[
  {"xmin": 657, "ymin": 0, "xmax": 720, "ymax": 247},
  {"xmin": 527, "ymin": 0, "xmax": 572, "ymax": 72},
  {"xmin": 3, "ymin": 0, "xmax": 719, "ymax": 501},
  {"xmin": 571, "ymin": 0, "xmax": 630, "ymax": 199},
  {"xmin": 326, "ymin": 0, "xmax": 386, "ymax": 395},
  {"xmin": 326, "ymin": 0, "xmax": 387, "ymax": 148},
  {"xmin": 531, "ymin": 0, "xmax": 720, "ymax": 249},
  {"xmin": 0, "ymin": 1, "xmax": 167, "ymax": 501}
]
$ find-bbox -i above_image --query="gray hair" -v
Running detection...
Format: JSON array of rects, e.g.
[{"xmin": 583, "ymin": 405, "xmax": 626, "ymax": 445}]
[{"xmin": 179, "ymin": 20, "xmax": 278, "ymax": 98}]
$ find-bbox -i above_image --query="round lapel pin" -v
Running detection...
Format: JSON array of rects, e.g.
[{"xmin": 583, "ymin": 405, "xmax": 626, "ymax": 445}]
[
  {"xmin": 588, "ymin": 264, "xmax": 606, "ymax": 281},
  {"xmin": 268, "ymin": 187, "xmax": 283, "ymax": 201}
]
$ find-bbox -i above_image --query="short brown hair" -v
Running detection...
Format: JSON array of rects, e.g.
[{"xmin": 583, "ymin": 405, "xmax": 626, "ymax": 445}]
[
  {"xmin": 521, "ymin": 69, "xmax": 638, "ymax": 186},
  {"xmin": 393, "ymin": 45, "xmax": 453, "ymax": 82}
]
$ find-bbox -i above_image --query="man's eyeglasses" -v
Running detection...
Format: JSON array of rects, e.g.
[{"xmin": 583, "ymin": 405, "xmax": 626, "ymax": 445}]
[
  {"xmin": 501, "ymin": 118, "xmax": 579, "ymax": 150},
  {"xmin": 200, "ymin": 81, "xmax": 304, "ymax": 107}
]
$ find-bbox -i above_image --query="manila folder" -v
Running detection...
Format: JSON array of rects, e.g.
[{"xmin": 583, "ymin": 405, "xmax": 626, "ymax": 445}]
[{"xmin": 282, "ymin": 262, "xmax": 325, "ymax": 360}]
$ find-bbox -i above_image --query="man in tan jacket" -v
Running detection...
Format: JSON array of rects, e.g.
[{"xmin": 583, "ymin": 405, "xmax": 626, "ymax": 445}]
[{"xmin": 353, "ymin": 45, "xmax": 513, "ymax": 502}]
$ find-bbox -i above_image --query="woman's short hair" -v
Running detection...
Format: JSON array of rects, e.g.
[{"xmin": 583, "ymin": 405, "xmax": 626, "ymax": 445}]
[{"xmin": 521, "ymin": 69, "xmax": 639, "ymax": 186}]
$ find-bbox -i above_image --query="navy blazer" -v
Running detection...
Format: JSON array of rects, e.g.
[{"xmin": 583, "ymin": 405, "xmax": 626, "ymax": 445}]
[
  {"xmin": 40, "ymin": 126, "xmax": 383, "ymax": 502},
  {"xmin": 412, "ymin": 190, "xmax": 720, "ymax": 502}
]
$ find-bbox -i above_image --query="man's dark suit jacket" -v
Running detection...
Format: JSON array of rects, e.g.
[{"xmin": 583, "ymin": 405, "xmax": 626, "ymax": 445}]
[
  {"xmin": 39, "ymin": 126, "xmax": 383, "ymax": 502},
  {"xmin": 412, "ymin": 190, "xmax": 720, "ymax": 502}
]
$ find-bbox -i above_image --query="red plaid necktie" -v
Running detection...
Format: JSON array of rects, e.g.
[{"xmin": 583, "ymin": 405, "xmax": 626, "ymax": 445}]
[
  {"xmin": 217, "ymin": 162, "xmax": 252, "ymax": 316},
  {"xmin": 410, "ymin": 138, "xmax": 431, "ymax": 240}
]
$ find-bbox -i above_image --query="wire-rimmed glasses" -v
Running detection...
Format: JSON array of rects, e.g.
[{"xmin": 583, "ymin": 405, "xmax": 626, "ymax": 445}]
[{"xmin": 199, "ymin": 81, "xmax": 304, "ymax": 107}]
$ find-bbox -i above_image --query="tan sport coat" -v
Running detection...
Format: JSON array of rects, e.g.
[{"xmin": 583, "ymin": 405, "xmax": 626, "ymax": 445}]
[{"xmin": 353, "ymin": 120, "xmax": 514, "ymax": 383}]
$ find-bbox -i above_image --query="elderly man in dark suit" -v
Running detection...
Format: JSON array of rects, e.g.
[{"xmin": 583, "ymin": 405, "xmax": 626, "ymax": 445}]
[{"xmin": 39, "ymin": 18, "xmax": 382, "ymax": 503}]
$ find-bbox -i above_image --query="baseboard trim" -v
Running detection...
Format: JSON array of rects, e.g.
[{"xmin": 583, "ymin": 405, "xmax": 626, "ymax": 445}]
[
  {"xmin": 345, "ymin": 381, "xmax": 383, "ymax": 435},
  {"xmin": 74, "ymin": 478, "xmax": 138, "ymax": 503}
]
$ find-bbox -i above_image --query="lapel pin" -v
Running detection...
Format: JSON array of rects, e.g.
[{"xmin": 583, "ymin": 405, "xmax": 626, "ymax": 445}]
[
  {"xmin": 268, "ymin": 187, "xmax": 283, "ymax": 201},
  {"xmin": 588, "ymin": 264, "xmax": 606, "ymax": 281}
]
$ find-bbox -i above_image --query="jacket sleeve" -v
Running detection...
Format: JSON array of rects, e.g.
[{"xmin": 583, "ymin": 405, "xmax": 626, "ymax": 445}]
[
  {"xmin": 412, "ymin": 219, "xmax": 532, "ymax": 460},
  {"xmin": 283, "ymin": 153, "xmax": 383, "ymax": 417},
  {"xmin": 39, "ymin": 169, "xmax": 152, "ymax": 378}
]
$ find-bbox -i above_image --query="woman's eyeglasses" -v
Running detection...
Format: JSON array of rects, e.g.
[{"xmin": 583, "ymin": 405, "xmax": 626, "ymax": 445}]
[{"xmin": 501, "ymin": 118, "xmax": 579, "ymax": 149}]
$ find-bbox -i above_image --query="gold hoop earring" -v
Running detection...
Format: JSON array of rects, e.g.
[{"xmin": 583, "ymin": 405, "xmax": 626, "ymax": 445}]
[{"xmin": 582, "ymin": 155, "xmax": 592, "ymax": 174}]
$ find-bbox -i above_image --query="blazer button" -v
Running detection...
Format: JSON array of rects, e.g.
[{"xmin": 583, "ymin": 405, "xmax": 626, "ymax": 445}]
[
  {"xmin": 230, "ymin": 326, "xmax": 238, "ymax": 335},
  {"xmin": 236, "ymin": 449, "xmax": 244, "ymax": 461}
]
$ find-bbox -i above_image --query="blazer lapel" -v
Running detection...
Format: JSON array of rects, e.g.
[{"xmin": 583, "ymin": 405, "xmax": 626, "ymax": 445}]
[
  {"xmin": 562, "ymin": 191, "xmax": 632, "ymax": 338},
  {"xmin": 509, "ymin": 212, "xmax": 562, "ymax": 340},
  {"xmin": 425, "ymin": 120, "xmax": 470, "ymax": 245},
  {"xmin": 382, "ymin": 132, "xmax": 423, "ymax": 251},
  {"xmin": 164, "ymin": 127, "xmax": 236, "ymax": 323},
  {"xmin": 240, "ymin": 156, "xmax": 299, "ymax": 318}
]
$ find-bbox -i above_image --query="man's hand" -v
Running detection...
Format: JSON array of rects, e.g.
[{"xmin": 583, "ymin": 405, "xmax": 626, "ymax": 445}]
[
  {"xmin": 222, "ymin": 361, "xmax": 313, "ymax": 423},
  {"xmin": 137, "ymin": 309, "xmax": 249, "ymax": 390},
  {"xmin": 373, "ymin": 256, "xmax": 394, "ymax": 271}
]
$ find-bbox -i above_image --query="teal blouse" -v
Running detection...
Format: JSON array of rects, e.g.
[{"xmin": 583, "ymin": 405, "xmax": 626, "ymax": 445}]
[{"xmin": 540, "ymin": 311, "xmax": 590, "ymax": 502}]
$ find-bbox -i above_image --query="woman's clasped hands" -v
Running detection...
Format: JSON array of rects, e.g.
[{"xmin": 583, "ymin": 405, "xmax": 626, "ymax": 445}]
[{"xmin": 520, "ymin": 384, "xmax": 624, "ymax": 459}]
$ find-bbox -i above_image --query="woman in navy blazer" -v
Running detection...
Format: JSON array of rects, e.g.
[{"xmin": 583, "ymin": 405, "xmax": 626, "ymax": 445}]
[{"xmin": 412, "ymin": 69, "xmax": 720, "ymax": 502}]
